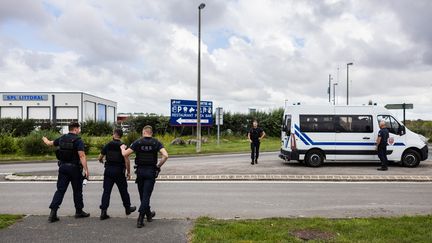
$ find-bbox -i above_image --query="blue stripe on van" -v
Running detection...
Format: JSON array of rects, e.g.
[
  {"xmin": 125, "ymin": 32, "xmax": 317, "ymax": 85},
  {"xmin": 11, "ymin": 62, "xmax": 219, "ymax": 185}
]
[
  {"xmin": 294, "ymin": 124, "xmax": 406, "ymax": 147},
  {"xmin": 295, "ymin": 130, "xmax": 310, "ymax": 145}
]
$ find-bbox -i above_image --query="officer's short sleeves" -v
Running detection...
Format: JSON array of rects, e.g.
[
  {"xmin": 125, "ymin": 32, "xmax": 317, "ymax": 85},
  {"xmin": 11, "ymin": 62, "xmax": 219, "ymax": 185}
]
[
  {"xmin": 156, "ymin": 140, "xmax": 164, "ymax": 151},
  {"xmin": 378, "ymin": 129, "xmax": 383, "ymax": 137},
  {"xmin": 100, "ymin": 144, "xmax": 108, "ymax": 155},
  {"xmin": 53, "ymin": 138, "xmax": 60, "ymax": 146},
  {"xmin": 130, "ymin": 139, "xmax": 140, "ymax": 151},
  {"xmin": 75, "ymin": 139, "xmax": 85, "ymax": 151},
  {"xmin": 258, "ymin": 128, "xmax": 264, "ymax": 136}
]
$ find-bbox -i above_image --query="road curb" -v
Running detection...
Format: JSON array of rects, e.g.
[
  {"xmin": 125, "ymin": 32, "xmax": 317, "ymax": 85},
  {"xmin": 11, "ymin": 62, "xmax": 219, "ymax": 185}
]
[{"xmin": 5, "ymin": 174, "xmax": 432, "ymax": 182}]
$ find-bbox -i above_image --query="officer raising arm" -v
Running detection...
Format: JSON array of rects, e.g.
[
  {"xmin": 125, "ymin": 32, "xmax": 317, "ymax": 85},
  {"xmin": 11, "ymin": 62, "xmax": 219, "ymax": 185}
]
[
  {"xmin": 42, "ymin": 122, "xmax": 90, "ymax": 223},
  {"xmin": 121, "ymin": 125, "xmax": 168, "ymax": 228}
]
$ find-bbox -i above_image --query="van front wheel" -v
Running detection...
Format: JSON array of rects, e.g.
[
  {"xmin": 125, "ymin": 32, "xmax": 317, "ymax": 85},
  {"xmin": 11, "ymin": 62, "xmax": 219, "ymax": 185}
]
[
  {"xmin": 402, "ymin": 150, "xmax": 420, "ymax": 167},
  {"xmin": 306, "ymin": 150, "xmax": 324, "ymax": 167}
]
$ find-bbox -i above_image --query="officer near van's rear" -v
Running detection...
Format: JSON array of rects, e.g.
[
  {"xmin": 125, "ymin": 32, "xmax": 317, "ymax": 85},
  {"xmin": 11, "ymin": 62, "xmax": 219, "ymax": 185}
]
[
  {"xmin": 98, "ymin": 129, "xmax": 136, "ymax": 220},
  {"xmin": 376, "ymin": 120, "xmax": 390, "ymax": 171},
  {"xmin": 248, "ymin": 120, "xmax": 266, "ymax": 165},
  {"xmin": 42, "ymin": 122, "xmax": 90, "ymax": 223},
  {"xmin": 121, "ymin": 125, "xmax": 169, "ymax": 228}
]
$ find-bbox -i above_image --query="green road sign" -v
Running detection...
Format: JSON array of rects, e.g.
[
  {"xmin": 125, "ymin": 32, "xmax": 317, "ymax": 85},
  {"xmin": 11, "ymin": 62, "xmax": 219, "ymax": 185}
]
[{"xmin": 385, "ymin": 103, "xmax": 413, "ymax": 110}]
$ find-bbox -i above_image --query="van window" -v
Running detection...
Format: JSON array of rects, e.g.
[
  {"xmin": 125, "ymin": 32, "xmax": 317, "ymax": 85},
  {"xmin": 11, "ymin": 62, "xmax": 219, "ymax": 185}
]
[
  {"xmin": 378, "ymin": 115, "xmax": 400, "ymax": 134},
  {"xmin": 336, "ymin": 115, "xmax": 373, "ymax": 133},
  {"xmin": 284, "ymin": 115, "xmax": 292, "ymax": 134},
  {"xmin": 300, "ymin": 115, "xmax": 334, "ymax": 132}
]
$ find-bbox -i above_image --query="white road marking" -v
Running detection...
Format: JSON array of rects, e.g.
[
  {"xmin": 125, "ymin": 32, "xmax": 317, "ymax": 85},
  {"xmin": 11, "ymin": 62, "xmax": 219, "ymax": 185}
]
[{"xmin": 0, "ymin": 181, "xmax": 431, "ymax": 185}]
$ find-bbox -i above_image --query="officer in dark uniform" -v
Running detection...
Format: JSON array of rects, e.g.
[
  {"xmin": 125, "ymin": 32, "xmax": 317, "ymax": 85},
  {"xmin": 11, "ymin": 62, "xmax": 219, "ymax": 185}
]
[
  {"xmin": 121, "ymin": 125, "xmax": 168, "ymax": 228},
  {"xmin": 98, "ymin": 129, "xmax": 136, "ymax": 220},
  {"xmin": 42, "ymin": 122, "xmax": 90, "ymax": 223},
  {"xmin": 247, "ymin": 120, "xmax": 266, "ymax": 165},
  {"xmin": 376, "ymin": 120, "xmax": 390, "ymax": 171}
]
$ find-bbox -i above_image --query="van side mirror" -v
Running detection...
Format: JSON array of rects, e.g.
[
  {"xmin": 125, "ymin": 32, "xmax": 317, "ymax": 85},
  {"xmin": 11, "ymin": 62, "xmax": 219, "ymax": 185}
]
[{"xmin": 398, "ymin": 126, "xmax": 406, "ymax": 136}]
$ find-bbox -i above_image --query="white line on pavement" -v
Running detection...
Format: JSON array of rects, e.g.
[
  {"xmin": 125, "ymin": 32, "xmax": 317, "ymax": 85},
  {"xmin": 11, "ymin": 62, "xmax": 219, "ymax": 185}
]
[{"xmin": 1, "ymin": 181, "xmax": 432, "ymax": 184}]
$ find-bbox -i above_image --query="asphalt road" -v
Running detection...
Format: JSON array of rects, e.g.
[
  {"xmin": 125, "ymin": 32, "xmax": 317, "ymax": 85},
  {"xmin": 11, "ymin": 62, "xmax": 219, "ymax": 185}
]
[
  {"xmin": 1, "ymin": 151, "xmax": 431, "ymax": 177},
  {"xmin": 0, "ymin": 181, "xmax": 431, "ymax": 219}
]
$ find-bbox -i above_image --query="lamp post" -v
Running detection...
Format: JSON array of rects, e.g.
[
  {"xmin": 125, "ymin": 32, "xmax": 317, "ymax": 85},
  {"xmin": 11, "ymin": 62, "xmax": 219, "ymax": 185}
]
[
  {"xmin": 328, "ymin": 74, "xmax": 332, "ymax": 103},
  {"xmin": 346, "ymin": 62, "xmax": 353, "ymax": 105},
  {"xmin": 196, "ymin": 3, "xmax": 205, "ymax": 153},
  {"xmin": 333, "ymin": 83, "xmax": 338, "ymax": 105}
]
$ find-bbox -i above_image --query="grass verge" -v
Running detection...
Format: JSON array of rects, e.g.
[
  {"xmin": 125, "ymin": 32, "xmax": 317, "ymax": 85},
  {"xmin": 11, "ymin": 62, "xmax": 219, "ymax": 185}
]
[
  {"xmin": 191, "ymin": 216, "xmax": 432, "ymax": 243},
  {"xmin": 0, "ymin": 136, "xmax": 281, "ymax": 162},
  {"xmin": 0, "ymin": 215, "xmax": 23, "ymax": 230}
]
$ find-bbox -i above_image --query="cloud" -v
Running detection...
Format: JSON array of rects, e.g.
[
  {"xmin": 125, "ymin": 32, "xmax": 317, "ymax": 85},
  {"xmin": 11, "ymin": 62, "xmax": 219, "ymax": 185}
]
[{"xmin": 0, "ymin": 0, "xmax": 432, "ymax": 119}]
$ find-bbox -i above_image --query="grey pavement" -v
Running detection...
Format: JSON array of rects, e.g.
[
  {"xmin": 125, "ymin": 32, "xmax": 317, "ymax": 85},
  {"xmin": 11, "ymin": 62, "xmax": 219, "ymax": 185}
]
[
  {"xmin": 1, "ymin": 181, "xmax": 431, "ymax": 219},
  {"xmin": 0, "ymin": 216, "xmax": 192, "ymax": 243},
  {"xmin": 1, "ymin": 151, "xmax": 431, "ymax": 181}
]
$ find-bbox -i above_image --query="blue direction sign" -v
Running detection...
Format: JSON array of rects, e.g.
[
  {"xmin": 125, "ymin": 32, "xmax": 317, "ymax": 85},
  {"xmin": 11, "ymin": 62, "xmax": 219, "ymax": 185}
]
[{"xmin": 170, "ymin": 99, "xmax": 213, "ymax": 126}]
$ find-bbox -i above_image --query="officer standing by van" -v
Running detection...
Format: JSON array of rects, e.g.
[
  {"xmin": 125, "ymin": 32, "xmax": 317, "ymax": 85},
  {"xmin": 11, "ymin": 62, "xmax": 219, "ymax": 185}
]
[
  {"xmin": 42, "ymin": 122, "xmax": 90, "ymax": 223},
  {"xmin": 248, "ymin": 120, "xmax": 266, "ymax": 165},
  {"xmin": 121, "ymin": 125, "xmax": 168, "ymax": 228},
  {"xmin": 98, "ymin": 129, "xmax": 136, "ymax": 220},
  {"xmin": 376, "ymin": 120, "xmax": 390, "ymax": 171}
]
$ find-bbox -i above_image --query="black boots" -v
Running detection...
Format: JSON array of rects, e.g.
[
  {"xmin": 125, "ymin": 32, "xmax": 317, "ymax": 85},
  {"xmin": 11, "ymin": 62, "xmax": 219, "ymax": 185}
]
[
  {"xmin": 100, "ymin": 209, "xmax": 110, "ymax": 220},
  {"xmin": 125, "ymin": 206, "xmax": 137, "ymax": 215},
  {"xmin": 146, "ymin": 211, "xmax": 156, "ymax": 222},
  {"xmin": 75, "ymin": 209, "xmax": 90, "ymax": 218},
  {"xmin": 48, "ymin": 209, "xmax": 59, "ymax": 223},
  {"xmin": 137, "ymin": 213, "xmax": 145, "ymax": 228}
]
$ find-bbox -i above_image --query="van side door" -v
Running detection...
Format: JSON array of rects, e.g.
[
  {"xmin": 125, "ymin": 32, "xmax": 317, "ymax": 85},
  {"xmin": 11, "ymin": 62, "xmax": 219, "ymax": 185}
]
[
  {"xmin": 334, "ymin": 114, "xmax": 375, "ymax": 160},
  {"xmin": 377, "ymin": 115, "xmax": 406, "ymax": 161}
]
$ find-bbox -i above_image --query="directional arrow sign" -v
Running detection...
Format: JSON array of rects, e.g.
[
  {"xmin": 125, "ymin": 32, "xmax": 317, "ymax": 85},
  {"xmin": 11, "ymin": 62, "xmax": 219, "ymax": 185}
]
[
  {"xmin": 176, "ymin": 118, "xmax": 209, "ymax": 125},
  {"xmin": 385, "ymin": 103, "xmax": 413, "ymax": 110},
  {"xmin": 170, "ymin": 99, "xmax": 213, "ymax": 126}
]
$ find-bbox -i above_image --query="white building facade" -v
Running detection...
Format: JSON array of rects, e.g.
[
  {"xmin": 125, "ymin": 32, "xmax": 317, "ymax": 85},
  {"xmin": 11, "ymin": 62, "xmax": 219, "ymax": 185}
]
[{"xmin": 0, "ymin": 92, "xmax": 117, "ymax": 126}]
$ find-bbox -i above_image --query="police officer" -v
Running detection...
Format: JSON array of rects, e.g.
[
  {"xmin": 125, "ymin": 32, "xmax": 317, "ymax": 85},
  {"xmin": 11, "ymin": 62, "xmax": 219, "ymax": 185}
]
[
  {"xmin": 42, "ymin": 122, "xmax": 90, "ymax": 223},
  {"xmin": 377, "ymin": 120, "xmax": 390, "ymax": 171},
  {"xmin": 248, "ymin": 120, "xmax": 266, "ymax": 165},
  {"xmin": 98, "ymin": 129, "xmax": 136, "ymax": 220},
  {"xmin": 121, "ymin": 125, "xmax": 168, "ymax": 228}
]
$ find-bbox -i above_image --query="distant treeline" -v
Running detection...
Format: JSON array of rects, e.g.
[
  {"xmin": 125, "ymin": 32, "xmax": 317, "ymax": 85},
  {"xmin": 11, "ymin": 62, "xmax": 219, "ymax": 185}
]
[{"xmin": 1, "ymin": 113, "xmax": 431, "ymax": 142}]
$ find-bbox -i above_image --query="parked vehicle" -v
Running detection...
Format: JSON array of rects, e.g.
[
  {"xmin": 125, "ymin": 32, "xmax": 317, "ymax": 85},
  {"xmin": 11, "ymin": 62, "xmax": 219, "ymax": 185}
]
[{"xmin": 279, "ymin": 105, "xmax": 428, "ymax": 167}]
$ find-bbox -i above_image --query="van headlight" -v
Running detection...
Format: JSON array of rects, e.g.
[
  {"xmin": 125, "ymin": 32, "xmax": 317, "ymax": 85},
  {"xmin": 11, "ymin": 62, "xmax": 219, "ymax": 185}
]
[{"xmin": 418, "ymin": 134, "xmax": 429, "ymax": 145}]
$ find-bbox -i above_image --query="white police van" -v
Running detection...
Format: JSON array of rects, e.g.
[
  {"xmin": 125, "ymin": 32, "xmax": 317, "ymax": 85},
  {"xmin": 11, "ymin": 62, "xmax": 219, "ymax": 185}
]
[{"xmin": 279, "ymin": 105, "xmax": 429, "ymax": 167}]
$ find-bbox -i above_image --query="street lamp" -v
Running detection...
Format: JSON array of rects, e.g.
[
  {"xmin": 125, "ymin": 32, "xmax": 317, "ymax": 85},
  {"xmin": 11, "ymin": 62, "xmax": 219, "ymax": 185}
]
[
  {"xmin": 333, "ymin": 83, "xmax": 338, "ymax": 105},
  {"xmin": 346, "ymin": 62, "xmax": 353, "ymax": 105},
  {"xmin": 328, "ymin": 74, "xmax": 333, "ymax": 103},
  {"xmin": 196, "ymin": 3, "xmax": 205, "ymax": 153}
]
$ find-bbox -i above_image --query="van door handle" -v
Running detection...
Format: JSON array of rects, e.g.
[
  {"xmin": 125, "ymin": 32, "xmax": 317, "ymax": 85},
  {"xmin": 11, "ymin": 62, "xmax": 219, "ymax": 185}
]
[{"xmin": 363, "ymin": 137, "xmax": 370, "ymax": 140}]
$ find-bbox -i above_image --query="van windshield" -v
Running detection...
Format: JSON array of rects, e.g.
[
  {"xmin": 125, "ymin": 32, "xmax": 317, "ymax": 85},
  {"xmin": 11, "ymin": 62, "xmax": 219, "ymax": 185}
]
[{"xmin": 284, "ymin": 115, "xmax": 291, "ymax": 134}]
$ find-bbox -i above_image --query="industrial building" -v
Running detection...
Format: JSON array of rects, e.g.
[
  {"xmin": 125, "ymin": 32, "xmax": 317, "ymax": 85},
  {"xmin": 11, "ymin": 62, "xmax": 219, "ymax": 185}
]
[{"xmin": 0, "ymin": 92, "xmax": 117, "ymax": 127}]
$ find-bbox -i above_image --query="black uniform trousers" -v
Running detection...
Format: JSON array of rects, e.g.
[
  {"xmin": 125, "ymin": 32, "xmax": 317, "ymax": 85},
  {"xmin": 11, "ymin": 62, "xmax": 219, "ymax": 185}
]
[
  {"xmin": 250, "ymin": 141, "xmax": 260, "ymax": 161},
  {"xmin": 49, "ymin": 163, "xmax": 84, "ymax": 210},
  {"xmin": 377, "ymin": 145, "xmax": 388, "ymax": 168},
  {"xmin": 100, "ymin": 165, "xmax": 131, "ymax": 210},
  {"xmin": 135, "ymin": 166, "xmax": 156, "ymax": 213}
]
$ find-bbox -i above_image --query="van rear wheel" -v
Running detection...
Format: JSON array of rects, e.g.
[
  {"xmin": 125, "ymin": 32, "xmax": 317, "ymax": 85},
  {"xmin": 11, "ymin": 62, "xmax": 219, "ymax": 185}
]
[
  {"xmin": 402, "ymin": 150, "xmax": 420, "ymax": 167},
  {"xmin": 305, "ymin": 150, "xmax": 324, "ymax": 167}
]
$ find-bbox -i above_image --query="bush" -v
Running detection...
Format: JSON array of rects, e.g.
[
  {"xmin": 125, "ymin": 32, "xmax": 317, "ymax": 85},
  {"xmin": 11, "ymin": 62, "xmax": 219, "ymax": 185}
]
[
  {"xmin": 123, "ymin": 131, "xmax": 140, "ymax": 147},
  {"xmin": 0, "ymin": 118, "xmax": 35, "ymax": 137},
  {"xmin": 80, "ymin": 135, "xmax": 92, "ymax": 154},
  {"xmin": 21, "ymin": 131, "xmax": 58, "ymax": 155},
  {"xmin": 81, "ymin": 120, "xmax": 114, "ymax": 136},
  {"xmin": 92, "ymin": 136, "xmax": 112, "ymax": 152},
  {"xmin": 0, "ymin": 134, "xmax": 18, "ymax": 154}
]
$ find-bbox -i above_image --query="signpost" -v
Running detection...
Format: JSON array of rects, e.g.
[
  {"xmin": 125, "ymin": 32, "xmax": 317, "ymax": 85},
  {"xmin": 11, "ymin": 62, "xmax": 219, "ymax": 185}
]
[
  {"xmin": 216, "ymin": 107, "xmax": 223, "ymax": 145},
  {"xmin": 170, "ymin": 99, "xmax": 213, "ymax": 126},
  {"xmin": 385, "ymin": 103, "xmax": 413, "ymax": 124}
]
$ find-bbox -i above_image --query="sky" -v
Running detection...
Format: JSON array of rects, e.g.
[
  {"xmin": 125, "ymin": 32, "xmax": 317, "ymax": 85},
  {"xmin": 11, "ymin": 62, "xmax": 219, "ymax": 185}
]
[{"xmin": 1, "ymin": 0, "xmax": 431, "ymax": 120}]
